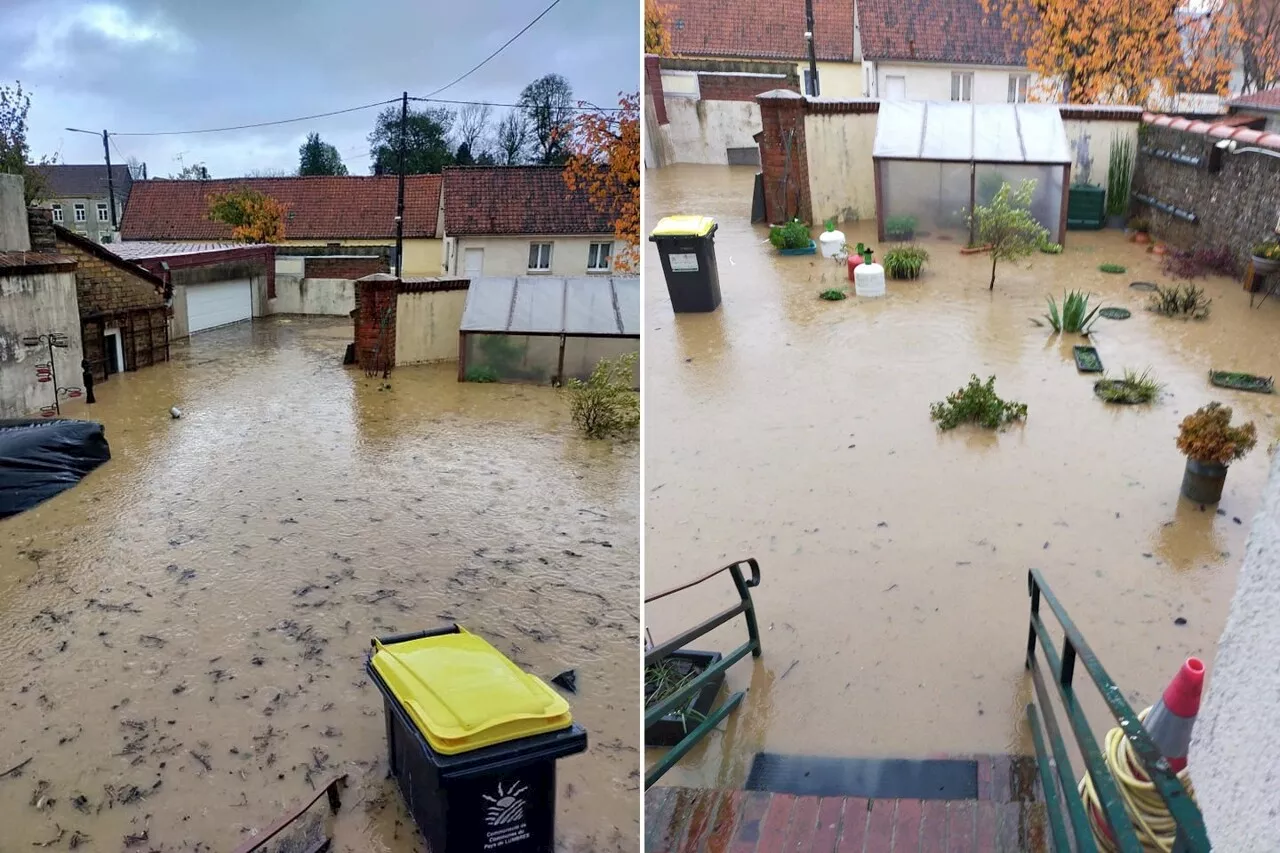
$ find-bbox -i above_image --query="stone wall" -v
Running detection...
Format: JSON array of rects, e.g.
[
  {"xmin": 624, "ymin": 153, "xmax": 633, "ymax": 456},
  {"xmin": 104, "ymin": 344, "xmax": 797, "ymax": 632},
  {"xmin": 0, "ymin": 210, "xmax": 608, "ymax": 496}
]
[{"xmin": 1132, "ymin": 115, "xmax": 1280, "ymax": 264}]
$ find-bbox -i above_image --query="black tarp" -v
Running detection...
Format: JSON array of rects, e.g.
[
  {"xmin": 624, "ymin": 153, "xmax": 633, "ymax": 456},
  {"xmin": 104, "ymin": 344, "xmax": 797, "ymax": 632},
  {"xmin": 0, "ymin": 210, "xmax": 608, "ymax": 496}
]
[{"xmin": 0, "ymin": 419, "xmax": 111, "ymax": 519}]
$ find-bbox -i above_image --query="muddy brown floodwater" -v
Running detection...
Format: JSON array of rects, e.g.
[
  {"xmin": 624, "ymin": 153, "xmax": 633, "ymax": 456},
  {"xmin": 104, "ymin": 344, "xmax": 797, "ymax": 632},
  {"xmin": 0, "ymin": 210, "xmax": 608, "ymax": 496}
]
[
  {"xmin": 644, "ymin": 165, "xmax": 1280, "ymax": 788},
  {"xmin": 0, "ymin": 317, "xmax": 638, "ymax": 852}
]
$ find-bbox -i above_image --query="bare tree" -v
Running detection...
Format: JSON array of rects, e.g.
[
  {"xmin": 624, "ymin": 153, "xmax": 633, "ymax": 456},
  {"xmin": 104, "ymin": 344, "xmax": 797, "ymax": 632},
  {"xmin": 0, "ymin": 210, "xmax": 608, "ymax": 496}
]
[
  {"xmin": 455, "ymin": 103, "xmax": 492, "ymax": 153},
  {"xmin": 126, "ymin": 155, "xmax": 146, "ymax": 180},
  {"xmin": 495, "ymin": 108, "xmax": 530, "ymax": 165}
]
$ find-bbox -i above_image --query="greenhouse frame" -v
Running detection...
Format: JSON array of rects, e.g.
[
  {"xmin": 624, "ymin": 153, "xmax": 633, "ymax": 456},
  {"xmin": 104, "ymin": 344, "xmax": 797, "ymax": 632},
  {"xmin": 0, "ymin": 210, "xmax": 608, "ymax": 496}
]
[
  {"xmin": 457, "ymin": 276, "xmax": 639, "ymax": 386},
  {"xmin": 872, "ymin": 101, "xmax": 1074, "ymax": 248}
]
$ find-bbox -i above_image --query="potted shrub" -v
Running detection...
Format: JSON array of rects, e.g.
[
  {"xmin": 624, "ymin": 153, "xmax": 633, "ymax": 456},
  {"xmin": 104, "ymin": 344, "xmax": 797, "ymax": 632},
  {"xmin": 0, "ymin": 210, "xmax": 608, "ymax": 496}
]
[
  {"xmin": 819, "ymin": 216, "xmax": 846, "ymax": 259},
  {"xmin": 1176, "ymin": 402, "xmax": 1257, "ymax": 503},
  {"xmin": 1129, "ymin": 217, "xmax": 1151, "ymax": 244},
  {"xmin": 885, "ymin": 214, "xmax": 917, "ymax": 241},
  {"xmin": 644, "ymin": 650, "xmax": 725, "ymax": 746},
  {"xmin": 883, "ymin": 245, "xmax": 929, "ymax": 280},
  {"xmin": 1250, "ymin": 239, "xmax": 1280, "ymax": 275},
  {"xmin": 845, "ymin": 242, "xmax": 867, "ymax": 281},
  {"xmin": 769, "ymin": 219, "xmax": 816, "ymax": 255}
]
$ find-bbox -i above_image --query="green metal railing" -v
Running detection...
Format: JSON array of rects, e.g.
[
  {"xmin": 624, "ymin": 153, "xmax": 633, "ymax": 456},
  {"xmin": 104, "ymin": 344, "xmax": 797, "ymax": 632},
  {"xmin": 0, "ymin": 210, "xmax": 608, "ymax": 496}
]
[
  {"xmin": 1025, "ymin": 568, "xmax": 1209, "ymax": 852},
  {"xmin": 644, "ymin": 558, "xmax": 762, "ymax": 790}
]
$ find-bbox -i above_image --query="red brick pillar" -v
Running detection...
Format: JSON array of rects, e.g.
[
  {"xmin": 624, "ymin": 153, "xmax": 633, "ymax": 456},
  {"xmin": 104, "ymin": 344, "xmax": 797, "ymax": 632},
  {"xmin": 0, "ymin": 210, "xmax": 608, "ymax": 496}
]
[
  {"xmin": 645, "ymin": 54, "xmax": 668, "ymax": 125},
  {"xmin": 353, "ymin": 273, "xmax": 398, "ymax": 373},
  {"xmin": 756, "ymin": 90, "xmax": 812, "ymax": 225}
]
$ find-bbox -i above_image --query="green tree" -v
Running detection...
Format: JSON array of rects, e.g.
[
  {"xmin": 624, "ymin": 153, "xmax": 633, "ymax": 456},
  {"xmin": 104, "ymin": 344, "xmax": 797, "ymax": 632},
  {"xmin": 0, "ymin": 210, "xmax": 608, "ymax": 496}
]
[
  {"xmin": 973, "ymin": 180, "xmax": 1049, "ymax": 290},
  {"xmin": 518, "ymin": 74, "xmax": 575, "ymax": 165},
  {"xmin": 298, "ymin": 132, "xmax": 348, "ymax": 176},
  {"xmin": 0, "ymin": 81, "xmax": 52, "ymax": 203},
  {"xmin": 455, "ymin": 141, "xmax": 475, "ymax": 166},
  {"xmin": 475, "ymin": 150, "xmax": 497, "ymax": 166},
  {"xmin": 171, "ymin": 162, "xmax": 211, "ymax": 180},
  {"xmin": 368, "ymin": 105, "xmax": 455, "ymax": 174}
]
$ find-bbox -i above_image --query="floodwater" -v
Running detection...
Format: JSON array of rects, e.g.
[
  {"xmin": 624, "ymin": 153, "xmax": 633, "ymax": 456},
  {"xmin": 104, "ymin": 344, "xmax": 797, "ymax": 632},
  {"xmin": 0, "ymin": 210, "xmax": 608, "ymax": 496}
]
[
  {"xmin": 644, "ymin": 165, "xmax": 1280, "ymax": 788},
  {"xmin": 0, "ymin": 318, "xmax": 639, "ymax": 852}
]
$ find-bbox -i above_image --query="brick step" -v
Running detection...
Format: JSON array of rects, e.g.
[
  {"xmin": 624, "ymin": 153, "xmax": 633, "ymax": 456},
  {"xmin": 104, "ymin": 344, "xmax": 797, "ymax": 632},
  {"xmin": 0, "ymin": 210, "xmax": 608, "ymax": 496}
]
[{"xmin": 646, "ymin": 788, "xmax": 1049, "ymax": 852}]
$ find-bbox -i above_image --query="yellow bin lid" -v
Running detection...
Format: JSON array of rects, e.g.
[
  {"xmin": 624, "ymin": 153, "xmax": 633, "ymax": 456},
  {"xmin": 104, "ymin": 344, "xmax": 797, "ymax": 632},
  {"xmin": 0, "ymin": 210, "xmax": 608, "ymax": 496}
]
[
  {"xmin": 370, "ymin": 626, "xmax": 572, "ymax": 755},
  {"xmin": 650, "ymin": 215, "xmax": 717, "ymax": 238}
]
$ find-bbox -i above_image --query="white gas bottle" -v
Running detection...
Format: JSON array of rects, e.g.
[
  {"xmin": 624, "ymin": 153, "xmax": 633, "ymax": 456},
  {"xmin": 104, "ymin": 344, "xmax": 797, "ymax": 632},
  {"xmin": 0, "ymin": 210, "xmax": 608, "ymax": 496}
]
[
  {"xmin": 854, "ymin": 262, "xmax": 886, "ymax": 297},
  {"xmin": 818, "ymin": 229, "xmax": 845, "ymax": 259}
]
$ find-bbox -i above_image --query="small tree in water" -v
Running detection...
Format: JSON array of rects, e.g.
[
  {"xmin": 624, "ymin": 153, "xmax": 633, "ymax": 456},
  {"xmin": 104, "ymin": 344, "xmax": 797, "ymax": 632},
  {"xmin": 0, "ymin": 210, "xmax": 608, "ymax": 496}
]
[
  {"xmin": 973, "ymin": 180, "xmax": 1049, "ymax": 290},
  {"xmin": 567, "ymin": 353, "xmax": 639, "ymax": 439}
]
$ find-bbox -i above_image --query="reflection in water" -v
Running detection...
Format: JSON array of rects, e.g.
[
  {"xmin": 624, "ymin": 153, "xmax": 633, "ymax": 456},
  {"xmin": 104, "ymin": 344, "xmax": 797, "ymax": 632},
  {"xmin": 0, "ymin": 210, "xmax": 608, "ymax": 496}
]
[
  {"xmin": 0, "ymin": 318, "xmax": 638, "ymax": 852},
  {"xmin": 644, "ymin": 165, "xmax": 1280, "ymax": 789}
]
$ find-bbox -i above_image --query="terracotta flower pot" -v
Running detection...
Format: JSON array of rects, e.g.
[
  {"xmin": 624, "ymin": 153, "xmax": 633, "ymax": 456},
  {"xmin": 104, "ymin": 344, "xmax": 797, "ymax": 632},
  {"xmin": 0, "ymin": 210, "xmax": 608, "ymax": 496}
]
[
  {"xmin": 1153, "ymin": 243, "xmax": 1168, "ymax": 255},
  {"xmin": 1134, "ymin": 232, "xmax": 1151, "ymax": 244}
]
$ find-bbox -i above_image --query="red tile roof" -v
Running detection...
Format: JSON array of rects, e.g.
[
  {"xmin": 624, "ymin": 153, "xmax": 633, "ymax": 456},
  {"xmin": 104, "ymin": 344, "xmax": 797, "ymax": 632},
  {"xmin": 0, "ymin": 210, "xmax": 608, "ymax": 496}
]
[
  {"xmin": 1227, "ymin": 87, "xmax": 1280, "ymax": 110},
  {"xmin": 666, "ymin": 0, "xmax": 856, "ymax": 62},
  {"xmin": 858, "ymin": 0, "xmax": 1029, "ymax": 65},
  {"xmin": 442, "ymin": 166, "xmax": 614, "ymax": 237},
  {"xmin": 120, "ymin": 175, "xmax": 442, "ymax": 241}
]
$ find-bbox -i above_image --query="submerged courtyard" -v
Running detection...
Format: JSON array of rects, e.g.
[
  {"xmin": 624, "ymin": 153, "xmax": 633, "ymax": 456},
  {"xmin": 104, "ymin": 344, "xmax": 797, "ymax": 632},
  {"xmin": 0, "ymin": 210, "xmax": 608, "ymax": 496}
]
[
  {"xmin": 644, "ymin": 164, "xmax": 1280, "ymax": 788},
  {"xmin": 0, "ymin": 318, "xmax": 639, "ymax": 852}
]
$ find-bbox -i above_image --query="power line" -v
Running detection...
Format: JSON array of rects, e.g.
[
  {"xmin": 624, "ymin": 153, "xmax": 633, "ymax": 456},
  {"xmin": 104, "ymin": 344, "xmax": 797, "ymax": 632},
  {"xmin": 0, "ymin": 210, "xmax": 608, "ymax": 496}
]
[
  {"xmin": 110, "ymin": 99, "xmax": 400, "ymax": 137},
  {"xmin": 419, "ymin": 0, "xmax": 566, "ymax": 98},
  {"xmin": 410, "ymin": 96, "xmax": 623, "ymax": 112}
]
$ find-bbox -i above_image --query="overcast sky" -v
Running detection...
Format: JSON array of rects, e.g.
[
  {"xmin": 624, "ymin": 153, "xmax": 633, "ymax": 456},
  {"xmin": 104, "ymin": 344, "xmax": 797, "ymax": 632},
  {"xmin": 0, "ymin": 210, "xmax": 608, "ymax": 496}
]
[{"xmin": 1, "ymin": 0, "xmax": 638, "ymax": 178}]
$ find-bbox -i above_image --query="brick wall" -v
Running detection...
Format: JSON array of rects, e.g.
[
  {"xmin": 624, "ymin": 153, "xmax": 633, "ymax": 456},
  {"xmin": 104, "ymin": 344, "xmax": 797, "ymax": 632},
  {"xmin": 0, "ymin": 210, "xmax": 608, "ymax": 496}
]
[
  {"xmin": 1132, "ymin": 117, "xmax": 1280, "ymax": 264},
  {"xmin": 305, "ymin": 256, "xmax": 388, "ymax": 279},
  {"xmin": 757, "ymin": 91, "xmax": 813, "ymax": 224},
  {"xmin": 353, "ymin": 276, "xmax": 398, "ymax": 374},
  {"xmin": 54, "ymin": 235, "xmax": 165, "ymax": 316},
  {"xmin": 646, "ymin": 55, "xmax": 667, "ymax": 125},
  {"xmin": 27, "ymin": 208, "xmax": 55, "ymax": 253},
  {"xmin": 698, "ymin": 73, "xmax": 800, "ymax": 103}
]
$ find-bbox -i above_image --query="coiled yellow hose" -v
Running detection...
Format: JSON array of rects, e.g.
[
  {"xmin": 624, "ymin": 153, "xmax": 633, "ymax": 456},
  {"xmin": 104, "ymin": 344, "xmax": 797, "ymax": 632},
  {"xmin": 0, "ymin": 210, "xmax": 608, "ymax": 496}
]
[{"xmin": 1078, "ymin": 707, "xmax": 1198, "ymax": 853}]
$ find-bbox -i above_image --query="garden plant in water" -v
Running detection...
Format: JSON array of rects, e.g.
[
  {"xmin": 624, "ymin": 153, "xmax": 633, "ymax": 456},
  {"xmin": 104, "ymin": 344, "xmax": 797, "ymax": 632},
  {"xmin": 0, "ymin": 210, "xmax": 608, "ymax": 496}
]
[
  {"xmin": 769, "ymin": 219, "xmax": 812, "ymax": 250},
  {"xmin": 1176, "ymin": 402, "xmax": 1257, "ymax": 465},
  {"xmin": 930, "ymin": 375, "xmax": 1028, "ymax": 430},
  {"xmin": 1044, "ymin": 290, "xmax": 1102, "ymax": 334},
  {"xmin": 566, "ymin": 352, "xmax": 639, "ymax": 439}
]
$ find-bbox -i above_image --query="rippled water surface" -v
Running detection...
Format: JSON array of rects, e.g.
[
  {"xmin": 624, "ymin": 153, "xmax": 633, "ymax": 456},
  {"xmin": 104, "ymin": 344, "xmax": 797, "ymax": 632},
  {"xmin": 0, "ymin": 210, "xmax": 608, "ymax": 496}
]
[
  {"xmin": 644, "ymin": 165, "xmax": 1280, "ymax": 788},
  {"xmin": 1, "ymin": 317, "xmax": 638, "ymax": 851}
]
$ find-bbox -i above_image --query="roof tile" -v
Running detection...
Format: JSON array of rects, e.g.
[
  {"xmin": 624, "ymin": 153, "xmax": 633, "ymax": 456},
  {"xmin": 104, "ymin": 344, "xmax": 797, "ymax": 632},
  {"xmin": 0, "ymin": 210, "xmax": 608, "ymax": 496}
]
[
  {"xmin": 858, "ymin": 0, "xmax": 1028, "ymax": 65},
  {"xmin": 666, "ymin": 0, "xmax": 856, "ymax": 62},
  {"xmin": 442, "ymin": 166, "xmax": 613, "ymax": 237},
  {"xmin": 1227, "ymin": 87, "xmax": 1280, "ymax": 110},
  {"xmin": 120, "ymin": 175, "xmax": 441, "ymax": 241},
  {"xmin": 33, "ymin": 164, "xmax": 133, "ymax": 200}
]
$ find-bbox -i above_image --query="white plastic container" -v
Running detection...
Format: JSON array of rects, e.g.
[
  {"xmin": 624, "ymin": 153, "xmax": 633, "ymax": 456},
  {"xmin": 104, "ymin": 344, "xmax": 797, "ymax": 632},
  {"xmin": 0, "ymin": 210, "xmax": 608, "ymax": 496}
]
[
  {"xmin": 854, "ymin": 262, "xmax": 886, "ymax": 297},
  {"xmin": 818, "ymin": 230, "xmax": 845, "ymax": 259}
]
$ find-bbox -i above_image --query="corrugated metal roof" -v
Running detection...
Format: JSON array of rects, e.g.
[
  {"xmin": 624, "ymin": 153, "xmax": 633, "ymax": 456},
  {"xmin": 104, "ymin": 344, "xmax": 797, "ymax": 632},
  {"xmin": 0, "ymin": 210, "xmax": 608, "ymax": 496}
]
[
  {"xmin": 459, "ymin": 277, "xmax": 639, "ymax": 336},
  {"xmin": 873, "ymin": 101, "xmax": 1072, "ymax": 163}
]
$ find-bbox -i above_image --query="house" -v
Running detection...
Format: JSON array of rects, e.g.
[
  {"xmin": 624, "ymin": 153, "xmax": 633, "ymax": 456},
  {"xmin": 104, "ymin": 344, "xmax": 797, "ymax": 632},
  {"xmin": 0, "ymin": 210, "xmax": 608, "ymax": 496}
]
[
  {"xmin": 1226, "ymin": 88, "xmax": 1280, "ymax": 133},
  {"xmin": 119, "ymin": 175, "xmax": 444, "ymax": 276},
  {"xmin": 32, "ymin": 164, "xmax": 133, "ymax": 244},
  {"xmin": 662, "ymin": 0, "xmax": 862, "ymax": 97},
  {"xmin": 109, "ymin": 242, "xmax": 274, "ymax": 339},
  {"xmin": 441, "ymin": 166, "xmax": 621, "ymax": 278},
  {"xmin": 857, "ymin": 0, "xmax": 1041, "ymax": 102}
]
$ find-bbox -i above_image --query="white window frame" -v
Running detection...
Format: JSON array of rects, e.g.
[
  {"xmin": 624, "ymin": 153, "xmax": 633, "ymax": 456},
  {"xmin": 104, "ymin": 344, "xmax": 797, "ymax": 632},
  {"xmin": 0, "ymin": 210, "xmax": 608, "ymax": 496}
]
[
  {"xmin": 1008, "ymin": 74, "xmax": 1030, "ymax": 103},
  {"xmin": 587, "ymin": 241, "xmax": 613, "ymax": 273},
  {"xmin": 51, "ymin": 204, "xmax": 63, "ymax": 222},
  {"xmin": 74, "ymin": 203, "xmax": 86, "ymax": 222},
  {"xmin": 97, "ymin": 202, "xmax": 110, "ymax": 222},
  {"xmin": 528, "ymin": 242, "xmax": 553, "ymax": 272},
  {"xmin": 884, "ymin": 74, "xmax": 907, "ymax": 100},
  {"xmin": 951, "ymin": 71, "xmax": 974, "ymax": 102}
]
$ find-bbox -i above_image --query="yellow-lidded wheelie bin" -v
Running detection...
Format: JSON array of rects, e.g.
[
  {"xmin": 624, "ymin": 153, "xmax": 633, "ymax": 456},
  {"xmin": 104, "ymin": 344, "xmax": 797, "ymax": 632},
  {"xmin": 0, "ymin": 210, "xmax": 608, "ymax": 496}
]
[
  {"xmin": 649, "ymin": 215, "xmax": 722, "ymax": 312},
  {"xmin": 366, "ymin": 624, "xmax": 587, "ymax": 852}
]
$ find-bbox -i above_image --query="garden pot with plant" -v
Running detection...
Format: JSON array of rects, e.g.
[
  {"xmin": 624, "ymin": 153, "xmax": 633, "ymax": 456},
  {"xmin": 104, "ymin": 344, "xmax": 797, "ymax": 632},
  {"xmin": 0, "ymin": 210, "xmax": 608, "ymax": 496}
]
[
  {"xmin": 769, "ymin": 219, "xmax": 816, "ymax": 255},
  {"xmin": 1250, "ymin": 239, "xmax": 1280, "ymax": 275},
  {"xmin": 819, "ymin": 217, "xmax": 846, "ymax": 259},
  {"xmin": 644, "ymin": 650, "xmax": 725, "ymax": 746},
  {"xmin": 1176, "ymin": 402, "xmax": 1257, "ymax": 503},
  {"xmin": 885, "ymin": 214, "xmax": 917, "ymax": 241},
  {"xmin": 1129, "ymin": 218, "xmax": 1150, "ymax": 244},
  {"xmin": 845, "ymin": 242, "xmax": 867, "ymax": 281}
]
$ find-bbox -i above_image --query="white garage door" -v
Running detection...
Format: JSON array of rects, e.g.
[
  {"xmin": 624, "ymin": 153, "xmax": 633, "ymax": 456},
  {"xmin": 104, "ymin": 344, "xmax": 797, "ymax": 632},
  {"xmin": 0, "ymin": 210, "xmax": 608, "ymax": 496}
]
[{"xmin": 187, "ymin": 279, "xmax": 252, "ymax": 333}]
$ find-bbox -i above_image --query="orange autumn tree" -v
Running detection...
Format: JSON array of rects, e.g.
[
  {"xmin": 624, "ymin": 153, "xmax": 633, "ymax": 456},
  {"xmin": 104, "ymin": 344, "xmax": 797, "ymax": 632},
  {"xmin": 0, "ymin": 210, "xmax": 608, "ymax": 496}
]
[
  {"xmin": 1227, "ymin": 0, "xmax": 1280, "ymax": 93},
  {"xmin": 563, "ymin": 93, "xmax": 639, "ymax": 273},
  {"xmin": 645, "ymin": 0, "xmax": 674, "ymax": 56},
  {"xmin": 207, "ymin": 188, "xmax": 288, "ymax": 243},
  {"xmin": 980, "ymin": 0, "xmax": 1233, "ymax": 104}
]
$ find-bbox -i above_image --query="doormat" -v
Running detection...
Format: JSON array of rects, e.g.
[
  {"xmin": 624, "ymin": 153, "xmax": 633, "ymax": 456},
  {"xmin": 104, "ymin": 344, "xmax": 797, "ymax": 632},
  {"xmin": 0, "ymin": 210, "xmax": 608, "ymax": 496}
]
[{"xmin": 744, "ymin": 754, "xmax": 979, "ymax": 800}]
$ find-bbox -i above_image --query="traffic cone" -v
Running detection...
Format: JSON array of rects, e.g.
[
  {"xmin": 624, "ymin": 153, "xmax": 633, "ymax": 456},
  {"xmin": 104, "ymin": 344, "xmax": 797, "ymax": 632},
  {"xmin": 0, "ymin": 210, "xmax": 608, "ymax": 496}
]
[{"xmin": 1142, "ymin": 657, "xmax": 1205, "ymax": 772}]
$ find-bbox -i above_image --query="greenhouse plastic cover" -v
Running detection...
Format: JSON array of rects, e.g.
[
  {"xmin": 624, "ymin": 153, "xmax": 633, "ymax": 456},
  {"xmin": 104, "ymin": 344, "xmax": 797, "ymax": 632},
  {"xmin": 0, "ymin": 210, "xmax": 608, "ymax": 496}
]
[
  {"xmin": 0, "ymin": 419, "xmax": 111, "ymax": 519},
  {"xmin": 873, "ymin": 101, "xmax": 1072, "ymax": 164},
  {"xmin": 459, "ymin": 277, "xmax": 640, "ymax": 336}
]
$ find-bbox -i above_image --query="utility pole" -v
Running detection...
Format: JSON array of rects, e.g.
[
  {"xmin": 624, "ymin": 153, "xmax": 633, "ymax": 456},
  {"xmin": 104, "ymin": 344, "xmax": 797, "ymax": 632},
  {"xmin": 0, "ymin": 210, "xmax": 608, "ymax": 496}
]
[
  {"xmin": 394, "ymin": 91, "xmax": 408, "ymax": 277},
  {"xmin": 804, "ymin": 0, "xmax": 820, "ymax": 97},
  {"xmin": 102, "ymin": 130, "xmax": 117, "ymax": 230}
]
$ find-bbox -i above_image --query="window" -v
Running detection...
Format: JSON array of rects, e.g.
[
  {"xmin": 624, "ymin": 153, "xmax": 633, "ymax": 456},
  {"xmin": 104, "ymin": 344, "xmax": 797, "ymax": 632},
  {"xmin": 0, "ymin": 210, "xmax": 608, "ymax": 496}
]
[
  {"xmin": 97, "ymin": 202, "xmax": 109, "ymax": 222},
  {"xmin": 1008, "ymin": 74, "xmax": 1030, "ymax": 103},
  {"xmin": 951, "ymin": 72, "xmax": 974, "ymax": 102},
  {"xmin": 803, "ymin": 69, "xmax": 818, "ymax": 97},
  {"xmin": 74, "ymin": 203, "xmax": 86, "ymax": 222},
  {"xmin": 885, "ymin": 75, "xmax": 906, "ymax": 100},
  {"xmin": 587, "ymin": 242, "xmax": 613, "ymax": 272},
  {"xmin": 51, "ymin": 204, "xmax": 63, "ymax": 222},
  {"xmin": 528, "ymin": 242, "xmax": 552, "ymax": 271}
]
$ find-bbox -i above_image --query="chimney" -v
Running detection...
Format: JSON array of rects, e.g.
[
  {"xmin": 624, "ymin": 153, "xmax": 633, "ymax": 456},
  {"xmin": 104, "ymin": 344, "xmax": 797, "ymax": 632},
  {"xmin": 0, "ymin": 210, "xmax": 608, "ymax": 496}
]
[
  {"xmin": 909, "ymin": 39, "xmax": 916, "ymax": 58},
  {"xmin": 0, "ymin": 173, "xmax": 32, "ymax": 252}
]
